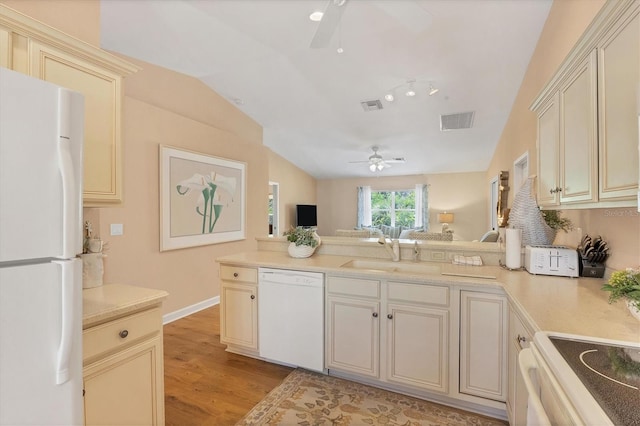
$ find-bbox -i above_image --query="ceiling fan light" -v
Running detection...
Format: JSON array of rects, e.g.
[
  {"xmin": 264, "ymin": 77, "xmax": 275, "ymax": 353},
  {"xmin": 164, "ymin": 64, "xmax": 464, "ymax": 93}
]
[
  {"xmin": 384, "ymin": 94, "xmax": 394, "ymax": 102},
  {"xmin": 309, "ymin": 11, "xmax": 323, "ymax": 22},
  {"xmin": 377, "ymin": 163, "xmax": 384, "ymax": 171},
  {"xmin": 369, "ymin": 163, "xmax": 377, "ymax": 172}
]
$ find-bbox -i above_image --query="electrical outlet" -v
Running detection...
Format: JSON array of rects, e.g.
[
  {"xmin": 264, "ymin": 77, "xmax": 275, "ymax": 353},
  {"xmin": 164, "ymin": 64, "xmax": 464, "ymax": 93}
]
[{"xmin": 110, "ymin": 223, "xmax": 124, "ymax": 236}]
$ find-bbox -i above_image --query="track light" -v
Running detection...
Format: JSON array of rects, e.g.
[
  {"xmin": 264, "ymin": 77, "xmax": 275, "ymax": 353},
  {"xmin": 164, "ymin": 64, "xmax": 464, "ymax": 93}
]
[
  {"xmin": 429, "ymin": 84, "xmax": 439, "ymax": 96},
  {"xmin": 405, "ymin": 79, "xmax": 416, "ymax": 97}
]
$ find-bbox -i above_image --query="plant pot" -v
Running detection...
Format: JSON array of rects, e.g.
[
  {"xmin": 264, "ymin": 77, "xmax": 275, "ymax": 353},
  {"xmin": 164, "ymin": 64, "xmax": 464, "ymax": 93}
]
[
  {"xmin": 287, "ymin": 242, "xmax": 316, "ymax": 258},
  {"xmin": 626, "ymin": 300, "xmax": 640, "ymax": 322}
]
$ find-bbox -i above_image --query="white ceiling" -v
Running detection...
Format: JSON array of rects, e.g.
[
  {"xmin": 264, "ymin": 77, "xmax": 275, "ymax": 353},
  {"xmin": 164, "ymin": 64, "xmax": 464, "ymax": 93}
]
[{"xmin": 100, "ymin": 0, "xmax": 552, "ymax": 179}]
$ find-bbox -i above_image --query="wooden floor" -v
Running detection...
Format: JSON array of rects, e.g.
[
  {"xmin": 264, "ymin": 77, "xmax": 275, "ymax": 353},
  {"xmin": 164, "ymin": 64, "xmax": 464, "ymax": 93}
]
[{"xmin": 163, "ymin": 305, "xmax": 293, "ymax": 426}]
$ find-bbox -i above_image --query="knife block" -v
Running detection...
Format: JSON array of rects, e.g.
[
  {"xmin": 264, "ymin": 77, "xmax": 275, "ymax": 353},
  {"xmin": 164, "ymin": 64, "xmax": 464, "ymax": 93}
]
[{"xmin": 578, "ymin": 253, "xmax": 605, "ymax": 278}]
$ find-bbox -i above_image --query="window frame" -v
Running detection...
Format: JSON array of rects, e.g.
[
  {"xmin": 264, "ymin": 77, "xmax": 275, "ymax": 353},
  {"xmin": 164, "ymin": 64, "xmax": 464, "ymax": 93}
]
[{"xmin": 370, "ymin": 189, "xmax": 416, "ymax": 227}]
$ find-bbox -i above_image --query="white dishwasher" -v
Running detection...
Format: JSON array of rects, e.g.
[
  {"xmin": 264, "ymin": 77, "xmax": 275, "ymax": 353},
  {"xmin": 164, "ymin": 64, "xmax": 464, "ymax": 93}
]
[{"xmin": 258, "ymin": 268, "xmax": 324, "ymax": 372}]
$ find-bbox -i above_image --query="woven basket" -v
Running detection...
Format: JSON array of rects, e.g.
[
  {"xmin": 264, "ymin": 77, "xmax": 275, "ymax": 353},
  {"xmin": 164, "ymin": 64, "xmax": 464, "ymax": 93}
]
[{"xmin": 287, "ymin": 242, "xmax": 316, "ymax": 258}]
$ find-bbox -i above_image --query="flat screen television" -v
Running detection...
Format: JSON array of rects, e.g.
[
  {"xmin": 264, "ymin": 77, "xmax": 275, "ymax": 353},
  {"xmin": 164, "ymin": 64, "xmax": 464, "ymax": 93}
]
[{"xmin": 296, "ymin": 204, "xmax": 317, "ymax": 228}]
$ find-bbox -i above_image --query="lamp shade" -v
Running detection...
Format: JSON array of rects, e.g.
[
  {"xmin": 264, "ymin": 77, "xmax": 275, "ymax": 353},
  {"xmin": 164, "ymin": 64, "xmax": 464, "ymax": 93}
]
[{"xmin": 437, "ymin": 212, "xmax": 454, "ymax": 223}]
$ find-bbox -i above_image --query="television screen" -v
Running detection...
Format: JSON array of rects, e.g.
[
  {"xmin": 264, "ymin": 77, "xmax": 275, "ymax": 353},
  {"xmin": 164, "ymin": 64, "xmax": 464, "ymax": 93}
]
[{"xmin": 296, "ymin": 204, "xmax": 317, "ymax": 227}]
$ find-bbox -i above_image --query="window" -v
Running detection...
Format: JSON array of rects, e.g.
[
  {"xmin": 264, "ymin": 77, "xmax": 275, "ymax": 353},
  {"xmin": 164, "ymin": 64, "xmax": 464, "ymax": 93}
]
[{"xmin": 371, "ymin": 190, "xmax": 415, "ymax": 227}]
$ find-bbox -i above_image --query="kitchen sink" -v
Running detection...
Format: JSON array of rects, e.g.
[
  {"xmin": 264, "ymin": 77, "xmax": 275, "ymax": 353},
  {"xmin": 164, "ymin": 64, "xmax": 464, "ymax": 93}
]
[{"xmin": 340, "ymin": 260, "xmax": 441, "ymax": 275}]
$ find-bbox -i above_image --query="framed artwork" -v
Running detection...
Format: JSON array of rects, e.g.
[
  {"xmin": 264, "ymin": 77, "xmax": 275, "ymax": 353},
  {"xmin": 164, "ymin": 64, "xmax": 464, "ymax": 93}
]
[{"xmin": 160, "ymin": 145, "xmax": 246, "ymax": 251}]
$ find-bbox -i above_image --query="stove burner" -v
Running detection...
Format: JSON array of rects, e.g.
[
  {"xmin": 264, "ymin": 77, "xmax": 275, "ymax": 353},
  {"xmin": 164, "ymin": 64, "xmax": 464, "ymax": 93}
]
[
  {"xmin": 580, "ymin": 349, "xmax": 639, "ymax": 390},
  {"xmin": 550, "ymin": 337, "xmax": 640, "ymax": 426}
]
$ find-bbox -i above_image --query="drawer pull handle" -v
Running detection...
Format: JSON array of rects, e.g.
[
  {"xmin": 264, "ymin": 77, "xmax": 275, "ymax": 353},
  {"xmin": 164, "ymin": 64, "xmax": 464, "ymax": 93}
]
[
  {"xmin": 119, "ymin": 330, "xmax": 129, "ymax": 339},
  {"xmin": 387, "ymin": 314, "xmax": 393, "ymax": 319},
  {"xmin": 250, "ymin": 295, "xmax": 255, "ymax": 300},
  {"xmin": 372, "ymin": 312, "xmax": 378, "ymax": 318},
  {"xmin": 233, "ymin": 272, "xmax": 239, "ymax": 278}
]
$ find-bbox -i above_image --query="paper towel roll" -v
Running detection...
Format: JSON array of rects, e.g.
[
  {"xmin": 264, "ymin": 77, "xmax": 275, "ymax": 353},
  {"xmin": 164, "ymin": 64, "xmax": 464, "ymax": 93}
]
[{"xmin": 505, "ymin": 228, "xmax": 522, "ymax": 269}]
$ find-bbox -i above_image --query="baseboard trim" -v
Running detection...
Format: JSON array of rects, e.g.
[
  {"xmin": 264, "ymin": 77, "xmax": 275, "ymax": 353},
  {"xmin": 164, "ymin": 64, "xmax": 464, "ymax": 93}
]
[{"xmin": 163, "ymin": 296, "xmax": 219, "ymax": 325}]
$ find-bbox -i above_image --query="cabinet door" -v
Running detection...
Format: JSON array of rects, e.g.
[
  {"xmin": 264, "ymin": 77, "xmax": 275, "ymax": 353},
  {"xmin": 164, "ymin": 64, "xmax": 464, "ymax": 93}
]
[
  {"xmin": 386, "ymin": 303, "xmax": 448, "ymax": 393},
  {"xmin": 559, "ymin": 50, "xmax": 598, "ymax": 204},
  {"xmin": 598, "ymin": 9, "xmax": 640, "ymax": 200},
  {"xmin": 84, "ymin": 336, "xmax": 164, "ymax": 426},
  {"xmin": 220, "ymin": 281, "xmax": 258, "ymax": 350},
  {"xmin": 506, "ymin": 306, "xmax": 532, "ymax": 426},
  {"xmin": 29, "ymin": 41, "xmax": 124, "ymax": 204},
  {"xmin": 326, "ymin": 296, "xmax": 380, "ymax": 378},
  {"xmin": 536, "ymin": 93, "xmax": 560, "ymax": 207},
  {"xmin": 459, "ymin": 291, "xmax": 507, "ymax": 402},
  {"xmin": 0, "ymin": 26, "xmax": 9, "ymax": 68}
]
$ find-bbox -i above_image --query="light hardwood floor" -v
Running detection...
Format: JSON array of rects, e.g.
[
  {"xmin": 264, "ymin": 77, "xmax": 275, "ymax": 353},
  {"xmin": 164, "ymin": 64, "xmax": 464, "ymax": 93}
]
[{"xmin": 163, "ymin": 305, "xmax": 293, "ymax": 426}]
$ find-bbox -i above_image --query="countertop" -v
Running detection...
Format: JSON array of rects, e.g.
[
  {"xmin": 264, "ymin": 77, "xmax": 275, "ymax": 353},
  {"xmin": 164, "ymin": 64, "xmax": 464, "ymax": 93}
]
[
  {"xmin": 83, "ymin": 283, "xmax": 168, "ymax": 329},
  {"xmin": 217, "ymin": 251, "xmax": 640, "ymax": 343}
]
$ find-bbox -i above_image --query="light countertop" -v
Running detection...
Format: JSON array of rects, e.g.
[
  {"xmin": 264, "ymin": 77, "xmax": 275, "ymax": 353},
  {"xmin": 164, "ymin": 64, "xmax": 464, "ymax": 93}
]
[
  {"xmin": 217, "ymin": 251, "xmax": 640, "ymax": 343},
  {"xmin": 83, "ymin": 283, "xmax": 168, "ymax": 329}
]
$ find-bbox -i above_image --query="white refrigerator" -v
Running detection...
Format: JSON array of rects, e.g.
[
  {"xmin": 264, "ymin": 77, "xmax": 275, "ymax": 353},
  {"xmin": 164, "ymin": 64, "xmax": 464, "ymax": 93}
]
[{"xmin": 0, "ymin": 67, "xmax": 84, "ymax": 425}]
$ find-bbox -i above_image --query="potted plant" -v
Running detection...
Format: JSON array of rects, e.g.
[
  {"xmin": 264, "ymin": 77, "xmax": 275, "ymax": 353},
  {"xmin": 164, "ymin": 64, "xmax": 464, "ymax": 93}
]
[
  {"xmin": 283, "ymin": 226, "xmax": 320, "ymax": 258},
  {"xmin": 602, "ymin": 268, "xmax": 640, "ymax": 321}
]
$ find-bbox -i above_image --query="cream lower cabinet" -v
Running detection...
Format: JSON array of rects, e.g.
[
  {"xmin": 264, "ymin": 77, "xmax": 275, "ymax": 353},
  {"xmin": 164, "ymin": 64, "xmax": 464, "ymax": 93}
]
[
  {"xmin": 219, "ymin": 265, "xmax": 259, "ymax": 356},
  {"xmin": 459, "ymin": 291, "xmax": 508, "ymax": 402},
  {"xmin": 83, "ymin": 307, "xmax": 165, "ymax": 426},
  {"xmin": 326, "ymin": 275, "xmax": 449, "ymax": 394},
  {"xmin": 506, "ymin": 303, "xmax": 534, "ymax": 426}
]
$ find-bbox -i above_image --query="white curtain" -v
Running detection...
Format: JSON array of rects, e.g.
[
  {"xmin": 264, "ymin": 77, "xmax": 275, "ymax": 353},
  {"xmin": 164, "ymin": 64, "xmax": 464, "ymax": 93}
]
[
  {"xmin": 415, "ymin": 184, "xmax": 429, "ymax": 230},
  {"xmin": 357, "ymin": 186, "xmax": 372, "ymax": 227}
]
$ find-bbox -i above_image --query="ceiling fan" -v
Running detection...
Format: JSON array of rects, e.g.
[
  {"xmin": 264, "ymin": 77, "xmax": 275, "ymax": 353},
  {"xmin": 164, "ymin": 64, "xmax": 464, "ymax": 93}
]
[
  {"xmin": 310, "ymin": 0, "xmax": 349, "ymax": 49},
  {"xmin": 349, "ymin": 146, "xmax": 406, "ymax": 172}
]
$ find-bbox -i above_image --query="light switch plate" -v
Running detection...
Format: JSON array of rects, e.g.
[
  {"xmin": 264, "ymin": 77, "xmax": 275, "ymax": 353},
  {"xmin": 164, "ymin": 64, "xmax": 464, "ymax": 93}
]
[{"xmin": 110, "ymin": 223, "xmax": 124, "ymax": 236}]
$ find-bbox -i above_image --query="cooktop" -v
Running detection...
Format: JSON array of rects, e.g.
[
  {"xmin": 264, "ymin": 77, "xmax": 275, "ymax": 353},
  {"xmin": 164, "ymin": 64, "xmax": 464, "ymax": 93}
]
[{"xmin": 550, "ymin": 337, "xmax": 640, "ymax": 426}]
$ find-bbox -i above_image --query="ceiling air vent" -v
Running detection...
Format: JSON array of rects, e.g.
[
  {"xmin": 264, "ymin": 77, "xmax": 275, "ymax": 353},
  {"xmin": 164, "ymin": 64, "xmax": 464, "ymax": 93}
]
[
  {"xmin": 440, "ymin": 111, "xmax": 475, "ymax": 131},
  {"xmin": 360, "ymin": 99, "xmax": 383, "ymax": 112}
]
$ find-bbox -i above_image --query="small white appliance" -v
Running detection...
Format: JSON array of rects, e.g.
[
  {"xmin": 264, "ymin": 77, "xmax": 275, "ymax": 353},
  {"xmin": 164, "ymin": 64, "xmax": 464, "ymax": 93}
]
[
  {"xmin": 258, "ymin": 268, "xmax": 324, "ymax": 372},
  {"xmin": 0, "ymin": 67, "xmax": 84, "ymax": 425},
  {"xmin": 524, "ymin": 245, "xmax": 579, "ymax": 278}
]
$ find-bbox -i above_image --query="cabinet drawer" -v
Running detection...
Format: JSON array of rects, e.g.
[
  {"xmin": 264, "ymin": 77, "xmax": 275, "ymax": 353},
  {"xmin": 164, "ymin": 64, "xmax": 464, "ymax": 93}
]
[
  {"xmin": 388, "ymin": 281, "xmax": 449, "ymax": 307},
  {"xmin": 83, "ymin": 307, "xmax": 161, "ymax": 362},
  {"xmin": 327, "ymin": 276, "xmax": 380, "ymax": 299},
  {"xmin": 220, "ymin": 264, "xmax": 257, "ymax": 283}
]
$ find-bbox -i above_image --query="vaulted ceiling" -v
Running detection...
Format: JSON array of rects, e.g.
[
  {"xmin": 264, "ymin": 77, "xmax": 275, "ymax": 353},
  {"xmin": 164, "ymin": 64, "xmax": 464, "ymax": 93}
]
[{"xmin": 100, "ymin": 0, "xmax": 552, "ymax": 179}]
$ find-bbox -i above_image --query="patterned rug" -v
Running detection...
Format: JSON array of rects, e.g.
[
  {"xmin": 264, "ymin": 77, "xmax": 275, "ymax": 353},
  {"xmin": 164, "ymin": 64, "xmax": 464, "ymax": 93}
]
[{"xmin": 237, "ymin": 369, "xmax": 507, "ymax": 425}]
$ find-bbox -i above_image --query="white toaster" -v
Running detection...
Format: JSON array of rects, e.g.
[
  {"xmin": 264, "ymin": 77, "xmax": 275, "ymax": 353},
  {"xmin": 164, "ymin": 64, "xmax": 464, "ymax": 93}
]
[{"xmin": 524, "ymin": 245, "xmax": 579, "ymax": 278}]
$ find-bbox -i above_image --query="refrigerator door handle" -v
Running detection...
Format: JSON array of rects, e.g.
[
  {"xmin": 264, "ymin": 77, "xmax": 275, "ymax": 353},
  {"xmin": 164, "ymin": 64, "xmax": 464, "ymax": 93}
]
[
  {"xmin": 53, "ymin": 260, "xmax": 76, "ymax": 385},
  {"xmin": 57, "ymin": 134, "xmax": 78, "ymax": 260}
]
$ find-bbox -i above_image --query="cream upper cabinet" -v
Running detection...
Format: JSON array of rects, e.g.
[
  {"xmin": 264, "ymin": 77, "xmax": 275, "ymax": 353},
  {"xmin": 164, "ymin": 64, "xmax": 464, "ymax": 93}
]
[
  {"xmin": 459, "ymin": 291, "xmax": 507, "ymax": 402},
  {"xmin": 531, "ymin": 0, "xmax": 639, "ymax": 209},
  {"xmin": 536, "ymin": 93, "xmax": 560, "ymax": 207},
  {"xmin": 0, "ymin": 4, "xmax": 139, "ymax": 205},
  {"xmin": 597, "ymin": 8, "xmax": 640, "ymax": 201},
  {"xmin": 559, "ymin": 50, "xmax": 598, "ymax": 204}
]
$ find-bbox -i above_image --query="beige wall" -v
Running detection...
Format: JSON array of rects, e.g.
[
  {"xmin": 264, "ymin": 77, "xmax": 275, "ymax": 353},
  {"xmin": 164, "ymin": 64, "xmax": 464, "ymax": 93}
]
[
  {"xmin": 317, "ymin": 172, "xmax": 488, "ymax": 241},
  {"xmin": 488, "ymin": 0, "xmax": 640, "ymax": 269},
  {"xmin": 268, "ymin": 150, "xmax": 317, "ymax": 235}
]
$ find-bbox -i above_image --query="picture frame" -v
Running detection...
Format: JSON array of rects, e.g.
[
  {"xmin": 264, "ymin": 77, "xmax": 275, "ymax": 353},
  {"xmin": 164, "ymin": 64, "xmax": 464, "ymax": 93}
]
[{"xmin": 160, "ymin": 145, "xmax": 246, "ymax": 251}]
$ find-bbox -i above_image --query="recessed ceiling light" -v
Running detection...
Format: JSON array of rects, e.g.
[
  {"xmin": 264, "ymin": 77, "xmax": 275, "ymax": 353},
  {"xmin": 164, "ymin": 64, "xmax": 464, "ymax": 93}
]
[
  {"xmin": 384, "ymin": 94, "xmax": 394, "ymax": 102},
  {"xmin": 336, "ymin": 47, "xmax": 344, "ymax": 54},
  {"xmin": 309, "ymin": 11, "xmax": 323, "ymax": 22},
  {"xmin": 405, "ymin": 89, "xmax": 416, "ymax": 97}
]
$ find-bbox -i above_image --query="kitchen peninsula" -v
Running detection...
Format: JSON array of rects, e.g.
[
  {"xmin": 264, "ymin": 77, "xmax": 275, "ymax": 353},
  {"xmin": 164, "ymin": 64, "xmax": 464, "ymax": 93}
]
[{"xmin": 217, "ymin": 239, "xmax": 640, "ymax": 422}]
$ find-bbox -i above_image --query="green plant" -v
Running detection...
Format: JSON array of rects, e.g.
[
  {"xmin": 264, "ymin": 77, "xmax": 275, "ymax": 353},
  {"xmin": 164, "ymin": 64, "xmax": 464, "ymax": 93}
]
[
  {"xmin": 602, "ymin": 268, "xmax": 640, "ymax": 309},
  {"xmin": 283, "ymin": 226, "xmax": 319, "ymax": 247},
  {"xmin": 541, "ymin": 210, "xmax": 573, "ymax": 232}
]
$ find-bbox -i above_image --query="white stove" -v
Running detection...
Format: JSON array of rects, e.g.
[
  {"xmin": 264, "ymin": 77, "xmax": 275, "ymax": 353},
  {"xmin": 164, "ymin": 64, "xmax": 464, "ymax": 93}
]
[{"xmin": 520, "ymin": 332, "xmax": 640, "ymax": 425}]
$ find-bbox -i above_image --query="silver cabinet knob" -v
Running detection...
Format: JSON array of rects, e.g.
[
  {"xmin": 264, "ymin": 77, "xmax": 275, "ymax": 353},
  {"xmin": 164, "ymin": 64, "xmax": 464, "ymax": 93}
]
[
  {"xmin": 387, "ymin": 314, "xmax": 393, "ymax": 319},
  {"xmin": 372, "ymin": 312, "xmax": 378, "ymax": 318}
]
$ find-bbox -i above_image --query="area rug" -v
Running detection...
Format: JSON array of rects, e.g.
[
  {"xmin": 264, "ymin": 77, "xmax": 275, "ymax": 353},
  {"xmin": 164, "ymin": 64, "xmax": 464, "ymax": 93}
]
[{"xmin": 237, "ymin": 369, "xmax": 507, "ymax": 425}]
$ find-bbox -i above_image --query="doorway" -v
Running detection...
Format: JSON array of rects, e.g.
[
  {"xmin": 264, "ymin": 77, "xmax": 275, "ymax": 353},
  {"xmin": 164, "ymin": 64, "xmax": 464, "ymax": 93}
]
[{"xmin": 269, "ymin": 182, "xmax": 280, "ymax": 237}]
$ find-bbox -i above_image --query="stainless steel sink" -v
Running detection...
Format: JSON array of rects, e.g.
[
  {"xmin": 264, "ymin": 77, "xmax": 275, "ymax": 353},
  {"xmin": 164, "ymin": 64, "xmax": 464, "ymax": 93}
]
[{"xmin": 340, "ymin": 260, "xmax": 441, "ymax": 275}]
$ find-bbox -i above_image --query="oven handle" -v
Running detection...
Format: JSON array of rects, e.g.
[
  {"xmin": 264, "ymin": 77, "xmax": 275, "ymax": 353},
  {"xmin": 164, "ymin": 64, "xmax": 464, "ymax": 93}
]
[{"xmin": 519, "ymin": 348, "xmax": 552, "ymax": 426}]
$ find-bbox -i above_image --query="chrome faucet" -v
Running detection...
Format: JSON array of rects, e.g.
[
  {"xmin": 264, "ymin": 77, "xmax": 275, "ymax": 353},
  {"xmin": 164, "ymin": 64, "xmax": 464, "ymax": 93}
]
[{"xmin": 378, "ymin": 236, "xmax": 400, "ymax": 262}]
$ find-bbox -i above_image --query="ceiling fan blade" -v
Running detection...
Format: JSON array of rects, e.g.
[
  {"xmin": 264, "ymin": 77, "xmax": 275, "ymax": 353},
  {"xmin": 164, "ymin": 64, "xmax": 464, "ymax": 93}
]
[
  {"xmin": 348, "ymin": 160, "xmax": 371, "ymax": 164},
  {"xmin": 310, "ymin": 0, "xmax": 348, "ymax": 49},
  {"xmin": 385, "ymin": 158, "xmax": 406, "ymax": 164}
]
